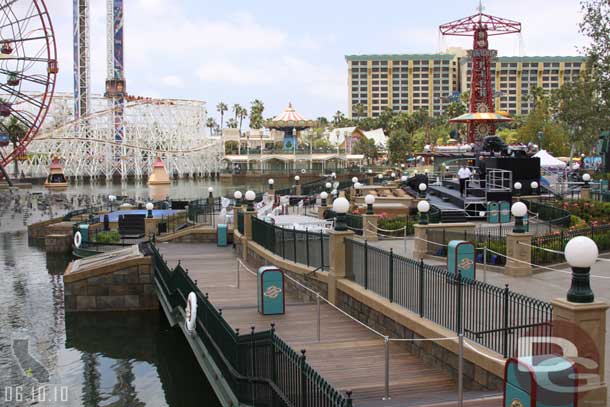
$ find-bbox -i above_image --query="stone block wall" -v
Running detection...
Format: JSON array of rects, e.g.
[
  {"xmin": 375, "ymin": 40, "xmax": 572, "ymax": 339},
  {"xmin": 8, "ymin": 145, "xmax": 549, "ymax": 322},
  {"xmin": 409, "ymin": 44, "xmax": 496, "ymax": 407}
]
[
  {"xmin": 45, "ymin": 234, "xmax": 73, "ymax": 253},
  {"xmin": 64, "ymin": 262, "xmax": 158, "ymax": 312},
  {"xmin": 337, "ymin": 291, "xmax": 503, "ymax": 391}
]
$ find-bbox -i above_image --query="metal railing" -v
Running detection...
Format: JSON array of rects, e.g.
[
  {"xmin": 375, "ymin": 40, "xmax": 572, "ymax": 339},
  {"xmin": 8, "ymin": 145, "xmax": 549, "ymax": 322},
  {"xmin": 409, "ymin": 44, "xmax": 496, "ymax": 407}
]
[
  {"xmin": 426, "ymin": 228, "xmax": 507, "ymax": 266},
  {"xmin": 187, "ymin": 197, "xmax": 223, "ymax": 225},
  {"xmin": 531, "ymin": 224, "xmax": 610, "ymax": 265},
  {"xmin": 237, "ymin": 211, "xmax": 244, "ymax": 234},
  {"xmin": 345, "ymin": 239, "xmax": 553, "ymax": 358},
  {"xmin": 345, "ymin": 214, "xmax": 363, "ymax": 235},
  {"xmin": 147, "ymin": 242, "xmax": 352, "ymax": 407},
  {"xmin": 522, "ymin": 199, "xmax": 571, "ymax": 228},
  {"xmin": 252, "ymin": 217, "xmax": 329, "ymax": 271}
]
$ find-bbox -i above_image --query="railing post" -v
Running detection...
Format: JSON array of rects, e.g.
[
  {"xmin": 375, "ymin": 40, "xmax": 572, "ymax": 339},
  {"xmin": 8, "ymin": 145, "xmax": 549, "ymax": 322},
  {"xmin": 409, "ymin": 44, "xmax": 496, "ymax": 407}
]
[
  {"xmin": 364, "ymin": 240, "xmax": 368, "ymax": 290},
  {"xmin": 282, "ymin": 227, "xmax": 286, "ymax": 259},
  {"xmin": 419, "ymin": 258, "xmax": 425, "ymax": 317},
  {"xmin": 320, "ymin": 230, "xmax": 324, "ymax": 270},
  {"xmin": 306, "ymin": 228, "xmax": 310, "ymax": 267},
  {"xmin": 503, "ymin": 284, "xmax": 509, "ymax": 358},
  {"xmin": 456, "ymin": 269, "xmax": 462, "ymax": 334},
  {"xmin": 236, "ymin": 260, "xmax": 240, "ymax": 289},
  {"xmin": 316, "ymin": 293, "xmax": 321, "ymax": 342},
  {"xmin": 270, "ymin": 323, "xmax": 277, "ymax": 383},
  {"xmin": 300, "ymin": 349, "xmax": 307, "ymax": 407},
  {"xmin": 383, "ymin": 336, "xmax": 391, "ymax": 400},
  {"xmin": 458, "ymin": 334, "xmax": 464, "ymax": 407},
  {"xmin": 389, "ymin": 248, "xmax": 394, "ymax": 302},
  {"xmin": 293, "ymin": 227, "xmax": 297, "ymax": 263}
]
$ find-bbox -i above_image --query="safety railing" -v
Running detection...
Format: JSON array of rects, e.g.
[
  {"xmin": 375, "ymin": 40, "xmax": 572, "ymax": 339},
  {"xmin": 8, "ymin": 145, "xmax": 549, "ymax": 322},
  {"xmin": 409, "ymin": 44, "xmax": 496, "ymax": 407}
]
[
  {"xmin": 345, "ymin": 214, "xmax": 363, "ymax": 236},
  {"xmin": 522, "ymin": 199, "xmax": 571, "ymax": 228},
  {"xmin": 252, "ymin": 217, "xmax": 329, "ymax": 271},
  {"xmin": 531, "ymin": 224, "xmax": 610, "ymax": 265},
  {"xmin": 147, "ymin": 242, "xmax": 352, "ymax": 407},
  {"xmin": 426, "ymin": 228, "xmax": 507, "ymax": 266},
  {"xmin": 237, "ymin": 211, "xmax": 244, "ymax": 234},
  {"xmin": 344, "ymin": 239, "xmax": 553, "ymax": 358}
]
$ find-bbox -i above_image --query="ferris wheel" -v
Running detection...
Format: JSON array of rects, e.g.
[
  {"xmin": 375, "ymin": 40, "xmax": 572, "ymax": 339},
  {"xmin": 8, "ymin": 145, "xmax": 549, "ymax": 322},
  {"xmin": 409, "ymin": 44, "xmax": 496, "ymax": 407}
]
[{"xmin": 0, "ymin": 0, "xmax": 57, "ymax": 178}]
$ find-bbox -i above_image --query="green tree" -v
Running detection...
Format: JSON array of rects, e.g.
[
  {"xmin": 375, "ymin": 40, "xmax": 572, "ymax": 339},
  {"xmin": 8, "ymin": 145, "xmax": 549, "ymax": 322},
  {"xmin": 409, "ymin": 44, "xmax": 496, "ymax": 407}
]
[
  {"xmin": 216, "ymin": 102, "xmax": 228, "ymax": 129},
  {"xmin": 236, "ymin": 106, "xmax": 248, "ymax": 134},
  {"xmin": 232, "ymin": 103, "xmax": 242, "ymax": 121},
  {"xmin": 332, "ymin": 110, "xmax": 345, "ymax": 126},
  {"xmin": 226, "ymin": 118, "xmax": 238, "ymax": 128},
  {"xmin": 352, "ymin": 103, "xmax": 366, "ymax": 121},
  {"xmin": 387, "ymin": 128, "xmax": 411, "ymax": 164},
  {"xmin": 316, "ymin": 117, "xmax": 329, "ymax": 127},
  {"xmin": 352, "ymin": 137, "xmax": 379, "ymax": 165},
  {"xmin": 249, "ymin": 99, "xmax": 265, "ymax": 129},
  {"xmin": 580, "ymin": 0, "xmax": 610, "ymax": 106},
  {"xmin": 445, "ymin": 101, "xmax": 466, "ymax": 119},
  {"xmin": 4, "ymin": 116, "xmax": 26, "ymax": 176},
  {"xmin": 206, "ymin": 117, "xmax": 217, "ymax": 135},
  {"xmin": 517, "ymin": 95, "xmax": 570, "ymax": 156}
]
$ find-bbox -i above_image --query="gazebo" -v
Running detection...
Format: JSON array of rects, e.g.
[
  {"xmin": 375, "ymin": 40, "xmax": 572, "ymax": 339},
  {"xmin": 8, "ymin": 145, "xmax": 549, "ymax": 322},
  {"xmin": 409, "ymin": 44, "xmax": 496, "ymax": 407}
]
[{"xmin": 265, "ymin": 103, "xmax": 317, "ymax": 151}]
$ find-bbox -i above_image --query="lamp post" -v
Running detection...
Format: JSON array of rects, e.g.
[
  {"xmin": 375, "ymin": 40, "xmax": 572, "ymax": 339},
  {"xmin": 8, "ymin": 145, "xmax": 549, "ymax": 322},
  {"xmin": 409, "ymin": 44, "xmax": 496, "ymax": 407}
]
[
  {"xmin": 268, "ymin": 178, "xmax": 274, "ymax": 191},
  {"xmin": 514, "ymin": 182, "xmax": 522, "ymax": 197},
  {"xmin": 365, "ymin": 194, "xmax": 375, "ymax": 215},
  {"xmin": 511, "ymin": 202, "xmax": 527, "ymax": 233},
  {"xmin": 146, "ymin": 202, "xmax": 154, "ymax": 218},
  {"xmin": 233, "ymin": 191, "xmax": 242, "ymax": 207},
  {"xmin": 565, "ymin": 236, "xmax": 598, "ymax": 303},
  {"xmin": 108, "ymin": 194, "xmax": 116, "ymax": 211},
  {"xmin": 333, "ymin": 197, "xmax": 350, "ymax": 231},
  {"xmin": 331, "ymin": 172, "xmax": 336, "ymax": 180},
  {"xmin": 208, "ymin": 187, "xmax": 214, "ymax": 198},
  {"xmin": 418, "ymin": 182, "xmax": 427, "ymax": 198},
  {"xmin": 582, "ymin": 173, "xmax": 591, "ymax": 188},
  {"xmin": 530, "ymin": 181, "xmax": 539, "ymax": 195},
  {"xmin": 320, "ymin": 191, "xmax": 328, "ymax": 207},
  {"xmin": 294, "ymin": 175, "xmax": 300, "ymax": 185},
  {"xmin": 390, "ymin": 172, "xmax": 396, "ymax": 181},
  {"xmin": 417, "ymin": 200, "xmax": 430, "ymax": 225},
  {"xmin": 325, "ymin": 182, "xmax": 332, "ymax": 192},
  {"xmin": 401, "ymin": 175, "xmax": 408, "ymax": 184},
  {"xmin": 245, "ymin": 190, "xmax": 255, "ymax": 211},
  {"xmin": 352, "ymin": 176, "xmax": 358, "ymax": 185}
]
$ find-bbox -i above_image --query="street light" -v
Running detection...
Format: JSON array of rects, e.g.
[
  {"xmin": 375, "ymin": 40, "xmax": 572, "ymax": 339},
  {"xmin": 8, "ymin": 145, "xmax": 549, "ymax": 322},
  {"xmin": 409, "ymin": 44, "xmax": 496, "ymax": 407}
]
[
  {"xmin": 365, "ymin": 194, "xmax": 375, "ymax": 215},
  {"xmin": 514, "ymin": 182, "xmax": 522, "ymax": 196},
  {"xmin": 530, "ymin": 181, "xmax": 539, "ymax": 195},
  {"xmin": 325, "ymin": 182, "xmax": 332, "ymax": 191},
  {"xmin": 368, "ymin": 169, "xmax": 373, "ymax": 174},
  {"xmin": 352, "ymin": 176, "xmax": 358, "ymax": 184},
  {"xmin": 146, "ymin": 202, "xmax": 154, "ymax": 218},
  {"xmin": 377, "ymin": 174, "xmax": 384, "ymax": 181},
  {"xmin": 108, "ymin": 194, "xmax": 116, "ymax": 211},
  {"xmin": 390, "ymin": 172, "xmax": 396, "ymax": 180},
  {"xmin": 268, "ymin": 178, "xmax": 274, "ymax": 190},
  {"xmin": 208, "ymin": 186, "xmax": 214, "ymax": 198},
  {"xmin": 245, "ymin": 190, "xmax": 256, "ymax": 211},
  {"xmin": 582, "ymin": 173, "xmax": 591, "ymax": 187},
  {"xmin": 417, "ymin": 200, "xmax": 430, "ymax": 225},
  {"xmin": 331, "ymin": 172, "xmax": 336, "ymax": 179},
  {"xmin": 511, "ymin": 202, "xmax": 527, "ymax": 233},
  {"xmin": 418, "ymin": 182, "xmax": 427, "ymax": 198},
  {"xmin": 294, "ymin": 175, "xmax": 300, "ymax": 185},
  {"xmin": 401, "ymin": 175, "xmax": 408, "ymax": 183},
  {"xmin": 320, "ymin": 191, "xmax": 328, "ymax": 207},
  {"xmin": 233, "ymin": 190, "xmax": 242, "ymax": 207},
  {"xmin": 565, "ymin": 236, "xmax": 598, "ymax": 303},
  {"xmin": 333, "ymin": 197, "xmax": 350, "ymax": 231}
]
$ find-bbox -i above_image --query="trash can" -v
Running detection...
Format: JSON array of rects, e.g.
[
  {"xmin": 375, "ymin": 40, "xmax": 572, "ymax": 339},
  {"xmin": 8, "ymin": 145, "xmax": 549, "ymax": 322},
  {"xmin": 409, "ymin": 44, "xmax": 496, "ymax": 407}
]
[
  {"xmin": 499, "ymin": 201, "xmax": 511, "ymax": 223},
  {"xmin": 257, "ymin": 266, "xmax": 285, "ymax": 315},
  {"xmin": 504, "ymin": 356, "xmax": 577, "ymax": 407},
  {"xmin": 447, "ymin": 240, "xmax": 475, "ymax": 280},
  {"xmin": 217, "ymin": 224, "xmax": 227, "ymax": 247},
  {"xmin": 487, "ymin": 201, "xmax": 499, "ymax": 224}
]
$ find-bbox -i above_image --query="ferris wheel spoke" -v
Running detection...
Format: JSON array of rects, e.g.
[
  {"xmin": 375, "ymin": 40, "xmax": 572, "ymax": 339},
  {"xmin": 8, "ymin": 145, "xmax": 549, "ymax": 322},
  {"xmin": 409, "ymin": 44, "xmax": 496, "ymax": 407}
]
[{"xmin": 0, "ymin": 85, "xmax": 43, "ymax": 108}]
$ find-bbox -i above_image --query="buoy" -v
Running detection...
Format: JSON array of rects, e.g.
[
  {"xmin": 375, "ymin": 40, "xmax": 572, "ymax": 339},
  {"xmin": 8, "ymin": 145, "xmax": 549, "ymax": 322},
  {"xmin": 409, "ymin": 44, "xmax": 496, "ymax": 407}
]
[
  {"xmin": 185, "ymin": 292, "xmax": 197, "ymax": 332},
  {"xmin": 73, "ymin": 231, "xmax": 82, "ymax": 248}
]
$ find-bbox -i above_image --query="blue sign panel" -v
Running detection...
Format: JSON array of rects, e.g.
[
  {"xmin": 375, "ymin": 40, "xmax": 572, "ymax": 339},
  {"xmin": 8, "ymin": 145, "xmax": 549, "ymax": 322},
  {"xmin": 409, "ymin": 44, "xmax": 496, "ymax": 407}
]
[
  {"xmin": 257, "ymin": 266, "xmax": 285, "ymax": 315},
  {"xmin": 447, "ymin": 240, "xmax": 476, "ymax": 280}
]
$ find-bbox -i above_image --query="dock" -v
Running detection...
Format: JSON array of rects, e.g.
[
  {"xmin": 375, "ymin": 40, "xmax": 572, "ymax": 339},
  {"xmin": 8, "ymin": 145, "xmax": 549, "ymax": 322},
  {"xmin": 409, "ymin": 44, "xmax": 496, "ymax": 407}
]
[{"xmin": 157, "ymin": 242, "xmax": 501, "ymax": 406}]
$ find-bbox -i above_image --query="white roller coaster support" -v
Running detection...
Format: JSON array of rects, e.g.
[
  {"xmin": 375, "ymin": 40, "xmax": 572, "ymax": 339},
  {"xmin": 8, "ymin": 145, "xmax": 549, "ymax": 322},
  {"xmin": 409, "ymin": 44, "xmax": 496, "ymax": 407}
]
[{"xmin": 19, "ymin": 93, "xmax": 222, "ymax": 179}]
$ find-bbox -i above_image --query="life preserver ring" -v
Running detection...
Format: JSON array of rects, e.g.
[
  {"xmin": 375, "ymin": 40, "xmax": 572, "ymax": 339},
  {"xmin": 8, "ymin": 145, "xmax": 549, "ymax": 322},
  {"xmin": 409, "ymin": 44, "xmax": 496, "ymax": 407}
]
[
  {"xmin": 73, "ymin": 231, "xmax": 82, "ymax": 248},
  {"xmin": 185, "ymin": 292, "xmax": 197, "ymax": 332}
]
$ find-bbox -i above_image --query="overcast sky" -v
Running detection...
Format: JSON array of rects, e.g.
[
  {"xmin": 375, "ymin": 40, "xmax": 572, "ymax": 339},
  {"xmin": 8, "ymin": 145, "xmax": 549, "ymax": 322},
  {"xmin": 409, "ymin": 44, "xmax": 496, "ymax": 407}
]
[{"xmin": 46, "ymin": 0, "xmax": 588, "ymax": 122}]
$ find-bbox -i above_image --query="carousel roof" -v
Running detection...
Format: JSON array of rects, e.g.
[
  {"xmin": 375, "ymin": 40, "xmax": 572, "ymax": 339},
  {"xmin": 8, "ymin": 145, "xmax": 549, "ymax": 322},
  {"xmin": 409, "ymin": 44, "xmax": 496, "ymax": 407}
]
[{"xmin": 266, "ymin": 103, "xmax": 317, "ymax": 129}]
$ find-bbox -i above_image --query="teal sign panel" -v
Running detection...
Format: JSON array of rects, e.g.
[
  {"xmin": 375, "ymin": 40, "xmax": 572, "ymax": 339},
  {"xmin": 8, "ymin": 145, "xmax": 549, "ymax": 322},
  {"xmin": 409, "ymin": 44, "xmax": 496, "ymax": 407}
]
[
  {"xmin": 79, "ymin": 224, "xmax": 89, "ymax": 244},
  {"xmin": 499, "ymin": 201, "xmax": 511, "ymax": 223},
  {"xmin": 487, "ymin": 202, "xmax": 499, "ymax": 224},
  {"xmin": 217, "ymin": 224, "xmax": 227, "ymax": 247},
  {"xmin": 447, "ymin": 240, "xmax": 476, "ymax": 280},
  {"xmin": 257, "ymin": 266, "xmax": 285, "ymax": 315},
  {"xmin": 504, "ymin": 356, "xmax": 577, "ymax": 407}
]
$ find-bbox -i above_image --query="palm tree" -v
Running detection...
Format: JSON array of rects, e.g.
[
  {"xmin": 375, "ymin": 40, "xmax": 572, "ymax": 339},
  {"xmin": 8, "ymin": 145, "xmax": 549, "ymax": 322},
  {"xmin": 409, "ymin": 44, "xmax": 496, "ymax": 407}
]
[
  {"xmin": 226, "ymin": 118, "xmax": 238, "ymax": 128},
  {"xmin": 249, "ymin": 99, "xmax": 265, "ymax": 129},
  {"xmin": 216, "ymin": 102, "xmax": 228, "ymax": 130},
  {"xmin": 332, "ymin": 111, "xmax": 345, "ymax": 126},
  {"xmin": 4, "ymin": 116, "xmax": 26, "ymax": 177},
  {"xmin": 206, "ymin": 117, "xmax": 217, "ymax": 136},
  {"xmin": 353, "ymin": 104, "xmax": 366, "ymax": 121},
  {"xmin": 237, "ymin": 107, "xmax": 248, "ymax": 134},
  {"xmin": 232, "ymin": 103, "xmax": 242, "ymax": 122}
]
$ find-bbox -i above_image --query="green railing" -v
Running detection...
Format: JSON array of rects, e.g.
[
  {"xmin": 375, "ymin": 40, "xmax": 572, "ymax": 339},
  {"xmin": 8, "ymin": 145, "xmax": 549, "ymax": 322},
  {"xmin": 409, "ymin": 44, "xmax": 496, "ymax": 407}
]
[
  {"xmin": 522, "ymin": 199, "xmax": 571, "ymax": 228},
  {"xmin": 531, "ymin": 224, "xmax": 610, "ymax": 265},
  {"xmin": 344, "ymin": 239, "xmax": 553, "ymax": 358},
  {"xmin": 237, "ymin": 211, "xmax": 244, "ymax": 234},
  {"xmin": 252, "ymin": 217, "xmax": 329, "ymax": 270},
  {"xmin": 146, "ymin": 242, "xmax": 351, "ymax": 407},
  {"xmin": 345, "ymin": 214, "xmax": 363, "ymax": 235}
]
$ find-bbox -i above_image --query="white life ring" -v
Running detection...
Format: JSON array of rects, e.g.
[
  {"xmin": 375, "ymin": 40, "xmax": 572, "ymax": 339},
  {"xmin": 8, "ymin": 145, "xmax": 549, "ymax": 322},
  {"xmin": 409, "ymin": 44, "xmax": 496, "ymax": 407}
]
[
  {"xmin": 185, "ymin": 292, "xmax": 197, "ymax": 332},
  {"xmin": 73, "ymin": 231, "xmax": 82, "ymax": 248}
]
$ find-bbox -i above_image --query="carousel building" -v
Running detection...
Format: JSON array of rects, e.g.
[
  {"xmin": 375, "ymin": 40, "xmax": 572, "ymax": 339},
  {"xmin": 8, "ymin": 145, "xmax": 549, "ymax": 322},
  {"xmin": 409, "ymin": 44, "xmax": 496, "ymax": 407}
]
[{"xmin": 222, "ymin": 103, "xmax": 365, "ymax": 174}]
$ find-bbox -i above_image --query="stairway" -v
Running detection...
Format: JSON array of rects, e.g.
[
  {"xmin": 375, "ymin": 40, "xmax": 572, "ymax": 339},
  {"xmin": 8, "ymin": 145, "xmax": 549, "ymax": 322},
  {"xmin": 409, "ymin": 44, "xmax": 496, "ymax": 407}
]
[{"xmin": 440, "ymin": 210, "xmax": 466, "ymax": 223}]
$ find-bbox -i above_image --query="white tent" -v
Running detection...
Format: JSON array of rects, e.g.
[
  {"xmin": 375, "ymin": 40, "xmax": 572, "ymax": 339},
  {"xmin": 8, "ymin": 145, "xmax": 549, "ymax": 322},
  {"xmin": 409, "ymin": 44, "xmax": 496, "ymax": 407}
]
[{"xmin": 533, "ymin": 150, "xmax": 566, "ymax": 169}]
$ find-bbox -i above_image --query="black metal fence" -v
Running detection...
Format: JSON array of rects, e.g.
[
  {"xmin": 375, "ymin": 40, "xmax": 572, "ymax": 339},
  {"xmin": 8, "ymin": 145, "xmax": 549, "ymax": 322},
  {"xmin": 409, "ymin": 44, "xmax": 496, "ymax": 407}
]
[
  {"xmin": 252, "ymin": 217, "xmax": 329, "ymax": 271},
  {"xmin": 345, "ymin": 214, "xmax": 363, "ymax": 236},
  {"xmin": 345, "ymin": 239, "xmax": 553, "ymax": 357},
  {"xmin": 425, "ymin": 228, "xmax": 507, "ymax": 266},
  {"xmin": 188, "ymin": 197, "xmax": 223, "ymax": 225},
  {"xmin": 148, "ymin": 242, "xmax": 352, "ymax": 407},
  {"xmin": 531, "ymin": 224, "xmax": 610, "ymax": 265},
  {"xmin": 522, "ymin": 199, "xmax": 571, "ymax": 228},
  {"xmin": 237, "ymin": 211, "xmax": 244, "ymax": 234}
]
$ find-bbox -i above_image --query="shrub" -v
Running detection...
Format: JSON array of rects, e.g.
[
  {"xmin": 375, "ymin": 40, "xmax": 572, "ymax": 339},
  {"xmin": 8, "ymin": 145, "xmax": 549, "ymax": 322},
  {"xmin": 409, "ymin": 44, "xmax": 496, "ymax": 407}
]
[{"xmin": 95, "ymin": 230, "xmax": 120, "ymax": 243}]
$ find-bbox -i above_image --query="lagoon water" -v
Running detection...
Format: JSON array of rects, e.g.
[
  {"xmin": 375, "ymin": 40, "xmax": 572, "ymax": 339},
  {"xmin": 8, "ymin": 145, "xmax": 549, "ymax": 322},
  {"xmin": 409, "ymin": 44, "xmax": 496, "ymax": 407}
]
[{"xmin": 0, "ymin": 179, "xmax": 279, "ymax": 406}]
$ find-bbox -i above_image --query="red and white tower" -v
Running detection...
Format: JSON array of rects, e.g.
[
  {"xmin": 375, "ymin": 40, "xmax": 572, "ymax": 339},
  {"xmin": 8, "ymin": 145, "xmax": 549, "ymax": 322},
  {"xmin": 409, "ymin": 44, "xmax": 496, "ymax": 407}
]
[{"xmin": 440, "ymin": 6, "xmax": 520, "ymax": 143}]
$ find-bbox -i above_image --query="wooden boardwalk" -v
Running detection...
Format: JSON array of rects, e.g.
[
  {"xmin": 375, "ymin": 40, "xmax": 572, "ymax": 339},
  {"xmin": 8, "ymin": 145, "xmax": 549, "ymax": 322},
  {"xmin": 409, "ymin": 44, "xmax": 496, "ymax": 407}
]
[{"xmin": 158, "ymin": 242, "xmax": 500, "ymax": 406}]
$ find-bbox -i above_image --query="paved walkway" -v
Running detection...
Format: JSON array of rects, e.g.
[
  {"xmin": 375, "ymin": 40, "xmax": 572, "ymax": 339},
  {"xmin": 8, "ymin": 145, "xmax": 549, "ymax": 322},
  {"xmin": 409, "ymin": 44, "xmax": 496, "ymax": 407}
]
[{"xmin": 157, "ymin": 242, "xmax": 499, "ymax": 406}]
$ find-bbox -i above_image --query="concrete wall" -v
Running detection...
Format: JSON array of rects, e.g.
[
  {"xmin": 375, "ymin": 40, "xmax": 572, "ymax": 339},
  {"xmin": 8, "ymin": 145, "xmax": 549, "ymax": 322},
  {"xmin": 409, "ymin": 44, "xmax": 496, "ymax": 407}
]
[{"xmin": 64, "ymin": 258, "xmax": 157, "ymax": 312}]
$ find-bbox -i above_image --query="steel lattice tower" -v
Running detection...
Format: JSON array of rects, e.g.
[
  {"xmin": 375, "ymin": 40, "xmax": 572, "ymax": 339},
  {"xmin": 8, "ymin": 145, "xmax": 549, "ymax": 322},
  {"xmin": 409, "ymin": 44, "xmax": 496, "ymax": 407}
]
[
  {"xmin": 440, "ymin": 4, "xmax": 521, "ymax": 143},
  {"xmin": 73, "ymin": 0, "xmax": 90, "ymax": 122}
]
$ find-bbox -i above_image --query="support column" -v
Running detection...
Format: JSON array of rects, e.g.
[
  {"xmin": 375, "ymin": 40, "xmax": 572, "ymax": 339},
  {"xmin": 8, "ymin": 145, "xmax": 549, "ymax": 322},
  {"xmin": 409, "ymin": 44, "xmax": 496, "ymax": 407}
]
[
  {"xmin": 242, "ymin": 209, "xmax": 255, "ymax": 260},
  {"xmin": 551, "ymin": 298, "xmax": 608, "ymax": 405},
  {"xmin": 144, "ymin": 218, "xmax": 159, "ymax": 237},
  {"xmin": 327, "ymin": 230, "xmax": 355, "ymax": 305},
  {"xmin": 318, "ymin": 205, "xmax": 328, "ymax": 219},
  {"xmin": 295, "ymin": 184, "xmax": 302, "ymax": 196},
  {"xmin": 413, "ymin": 224, "xmax": 428, "ymax": 259},
  {"xmin": 505, "ymin": 232, "xmax": 533, "ymax": 277},
  {"xmin": 581, "ymin": 187, "xmax": 591, "ymax": 201},
  {"xmin": 362, "ymin": 214, "xmax": 378, "ymax": 241}
]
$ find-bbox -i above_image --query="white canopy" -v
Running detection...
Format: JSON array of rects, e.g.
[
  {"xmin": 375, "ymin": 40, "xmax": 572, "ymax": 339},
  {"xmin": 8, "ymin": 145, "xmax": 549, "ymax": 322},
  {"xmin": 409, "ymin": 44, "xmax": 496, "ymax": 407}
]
[{"xmin": 533, "ymin": 150, "xmax": 566, "ymax": 169}]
